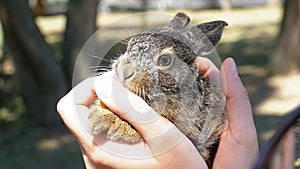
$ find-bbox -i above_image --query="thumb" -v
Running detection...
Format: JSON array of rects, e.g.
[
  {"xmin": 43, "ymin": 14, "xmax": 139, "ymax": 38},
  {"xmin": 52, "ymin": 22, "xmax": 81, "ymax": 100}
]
[
  {"xmin": 215, "ymin": 57, "xmax": 258, "ymax": 169},
  {"xmin": 220, "ymin": 57, "xmax": 256, "ymax": 137}
]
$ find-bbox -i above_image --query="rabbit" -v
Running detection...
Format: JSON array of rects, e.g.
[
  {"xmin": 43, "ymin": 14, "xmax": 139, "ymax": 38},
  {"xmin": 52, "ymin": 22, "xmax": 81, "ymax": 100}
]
[{"xmin": 88, "ymin": 12, "xmax": 228, "ymax": 167}]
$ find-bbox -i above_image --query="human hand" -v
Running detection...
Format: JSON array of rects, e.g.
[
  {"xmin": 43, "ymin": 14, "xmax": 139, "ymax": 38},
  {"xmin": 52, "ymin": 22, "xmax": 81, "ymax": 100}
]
[
  {"xmin": 57, "ymin": 72, "xmax": 207, "ymax": 169},
  {"xmin": 195, "ymin": 57, "xmax": 259, "ymax": 169}
]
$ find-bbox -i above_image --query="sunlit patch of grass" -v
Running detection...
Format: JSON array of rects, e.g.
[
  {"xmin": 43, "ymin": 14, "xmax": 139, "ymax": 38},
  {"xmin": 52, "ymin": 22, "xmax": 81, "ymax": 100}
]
[
  {"xmin": 295, "ymin": 157, "xmax": 300, "ymax": 167},
  {"xmin": 35, "ymin": 15, "xmax": 66, "ymax": 35},
  {"xmin": 256, "ymin": 73, "xmax": 300, "ymax": 115}
]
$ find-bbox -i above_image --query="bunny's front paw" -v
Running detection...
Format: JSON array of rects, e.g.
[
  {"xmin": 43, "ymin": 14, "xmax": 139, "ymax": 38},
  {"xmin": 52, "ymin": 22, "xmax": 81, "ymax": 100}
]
[{"xmin": 88, "ymin": 100, "xmax": 142, "ymax": 144}]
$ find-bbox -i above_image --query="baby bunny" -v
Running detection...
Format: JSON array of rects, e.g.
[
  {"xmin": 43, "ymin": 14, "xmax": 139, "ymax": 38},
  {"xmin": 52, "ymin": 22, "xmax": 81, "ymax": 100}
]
[{"xmin": 89, "ymin": 12, "xmax": 228, "ymax": 167}]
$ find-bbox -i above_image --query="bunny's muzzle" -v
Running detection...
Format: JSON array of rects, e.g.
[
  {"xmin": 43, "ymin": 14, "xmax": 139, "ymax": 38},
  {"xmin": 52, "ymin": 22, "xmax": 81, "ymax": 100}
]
[{"xmin": 114, "ymin": 58, "xmax": 135, "ymax": 81}]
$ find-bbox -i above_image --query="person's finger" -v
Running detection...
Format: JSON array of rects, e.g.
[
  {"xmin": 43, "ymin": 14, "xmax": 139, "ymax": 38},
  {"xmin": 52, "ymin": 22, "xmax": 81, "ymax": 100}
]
[
  {"xmin": 57, "ymin": 72, "xmax": 116, "ymax": 149},
  {"xmin": 57, "ymin": 76, "xmax": 107, "ymax": 149},
  {"xmin": 220, "ymin": 58, "xmax": 256, "ymax": 133},
  {"xmin": 213, "ymin": 58, "xmax": 258, "ymax": 169},
  {"xmin": 57, "ymin": 89, "xmax": 93, "ymax": 148},
  {"xmin": 194, "ymin": 57, "xmax": 221, "ymax": 87},
  {"xmin": 80, "ymin": 145, "xmax": 97, "ymax": 169},
  {"xmin": 71, "ymin": 77, "xmax": 96, "ymax": 106}
]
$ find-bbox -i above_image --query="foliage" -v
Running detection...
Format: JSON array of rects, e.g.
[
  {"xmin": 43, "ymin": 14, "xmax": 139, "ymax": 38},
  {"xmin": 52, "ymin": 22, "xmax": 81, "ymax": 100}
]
[{"xmin": 0, "ymin": 92, "xmax": 31, "ymax": 143}]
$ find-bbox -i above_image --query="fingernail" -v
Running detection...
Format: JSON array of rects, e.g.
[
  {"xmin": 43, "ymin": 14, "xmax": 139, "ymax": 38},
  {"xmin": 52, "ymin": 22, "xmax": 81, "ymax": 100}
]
[{"xmin": 228, "ymin": 58, "xmax": 239, "ymax": 78}]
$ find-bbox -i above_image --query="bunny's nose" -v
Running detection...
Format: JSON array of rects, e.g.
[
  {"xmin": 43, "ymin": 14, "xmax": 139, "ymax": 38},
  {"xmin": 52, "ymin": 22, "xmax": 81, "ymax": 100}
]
[
  {"xmin": 117, "ymin": 60, "xmax": 135, "ymax": 80},
  {"xmin": 123, "ymin": 62, "xmax": 135, "ymax": 80}
]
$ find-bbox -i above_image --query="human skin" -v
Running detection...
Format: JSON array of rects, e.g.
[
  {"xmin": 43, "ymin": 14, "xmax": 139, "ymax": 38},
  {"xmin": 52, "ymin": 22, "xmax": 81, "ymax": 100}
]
[{"xmin": 57, "ymin": 57, "xmax": 258, "ymax": 169}]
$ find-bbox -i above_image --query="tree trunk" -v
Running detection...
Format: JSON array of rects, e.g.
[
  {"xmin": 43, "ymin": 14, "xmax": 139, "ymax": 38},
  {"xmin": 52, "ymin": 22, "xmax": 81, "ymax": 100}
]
[
  {"xmin": 0, "ymin": 0, "xmax": 68, "ymax": 126},
  {"xmin": 271, "ymin": 0, "xmax": 300, "ymax": 74},
  {"xmin": 63, "ymin": 0, "xmax": 100, "ymax": 85}
]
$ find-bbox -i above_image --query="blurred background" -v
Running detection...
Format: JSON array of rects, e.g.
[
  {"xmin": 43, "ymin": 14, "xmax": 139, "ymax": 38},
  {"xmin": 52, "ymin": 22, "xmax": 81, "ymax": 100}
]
[{"xmin": 0, "ymin": 0, "xmax": 299, "ymax": 168}]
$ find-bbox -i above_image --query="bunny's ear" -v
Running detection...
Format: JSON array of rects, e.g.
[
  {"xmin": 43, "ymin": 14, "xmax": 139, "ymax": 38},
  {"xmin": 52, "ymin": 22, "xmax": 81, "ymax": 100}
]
[
  {"xmin": 190, "ymin": 21, "xmax": 228, "ymax": 55},
  {"xmin": 167, "ymin": 12, "xmax": 190, "ymax": 30}
]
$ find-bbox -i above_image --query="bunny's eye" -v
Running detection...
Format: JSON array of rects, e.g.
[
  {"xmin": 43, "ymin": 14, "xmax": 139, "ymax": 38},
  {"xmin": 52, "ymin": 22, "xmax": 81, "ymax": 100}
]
[{"xmin": 158, "ymin": 55, "xmax": 172, "ymax": 66}]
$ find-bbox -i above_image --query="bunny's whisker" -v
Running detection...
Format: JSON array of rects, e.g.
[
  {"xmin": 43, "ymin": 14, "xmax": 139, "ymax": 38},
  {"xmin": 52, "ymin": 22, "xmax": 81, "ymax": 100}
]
[
  {"xmin": 118, "ymin": 27, "xmax": 133, "ymax": 43},
  {"xmin": 88, "ymin": 54, "xmax": 115, "ymax": 63},
  {"xmin": 88, "ymin": 65, "xmax": 110, "ymax": 69}
]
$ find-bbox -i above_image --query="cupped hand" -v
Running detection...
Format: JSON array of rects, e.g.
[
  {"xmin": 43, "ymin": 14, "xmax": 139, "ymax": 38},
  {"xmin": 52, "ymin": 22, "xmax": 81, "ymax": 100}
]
[{"xmin": 57, "ymin": 72, "xmax": 206, "ymax": 169}]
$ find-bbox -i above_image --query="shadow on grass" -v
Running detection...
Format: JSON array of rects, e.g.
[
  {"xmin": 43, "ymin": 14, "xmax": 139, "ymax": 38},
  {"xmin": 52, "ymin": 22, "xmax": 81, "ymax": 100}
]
[
  {"xmin": 217, "ymin": 24, "xmax": 277, "ymax": 106},
  {"xmin": 254, "ymin": 114, "xmax": 282, "ymax": 147},
  {"xmin": 0, "ymin": 127, "xmax": 84, "ymax": 169},
  {"xmin": 218, "ymin": 24, "xmax": 277, "ymax": 66}
]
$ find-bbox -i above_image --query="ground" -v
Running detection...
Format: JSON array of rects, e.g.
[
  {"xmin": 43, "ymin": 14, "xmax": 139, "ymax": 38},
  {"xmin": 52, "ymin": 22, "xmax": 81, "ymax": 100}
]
[{"xmin": 1, "ymin": 5, "xmax": 300, "ymax": 168}]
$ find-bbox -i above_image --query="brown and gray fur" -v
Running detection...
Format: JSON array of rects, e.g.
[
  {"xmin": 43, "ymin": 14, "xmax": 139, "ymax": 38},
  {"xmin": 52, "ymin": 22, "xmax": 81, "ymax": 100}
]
[{"xmin": 89, "ymin": 12, "xmax": 228, "ymax": 167}]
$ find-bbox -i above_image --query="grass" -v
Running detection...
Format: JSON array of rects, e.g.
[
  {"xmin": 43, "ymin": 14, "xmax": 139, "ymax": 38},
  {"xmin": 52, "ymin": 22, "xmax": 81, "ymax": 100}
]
[{"xmin": 2, "ymin": 5, "xmax": 300, "ymax": 168}]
